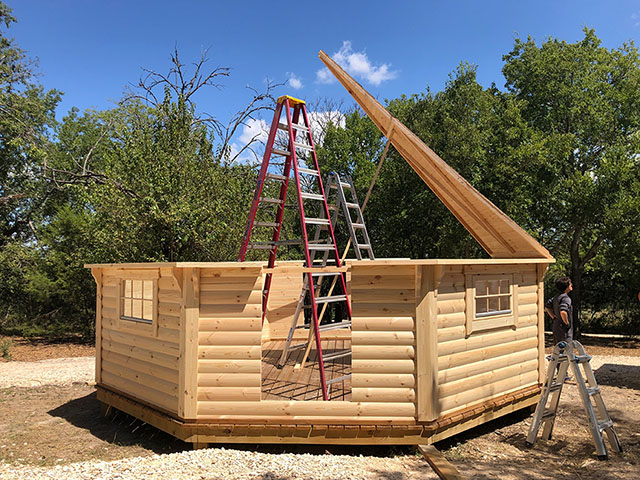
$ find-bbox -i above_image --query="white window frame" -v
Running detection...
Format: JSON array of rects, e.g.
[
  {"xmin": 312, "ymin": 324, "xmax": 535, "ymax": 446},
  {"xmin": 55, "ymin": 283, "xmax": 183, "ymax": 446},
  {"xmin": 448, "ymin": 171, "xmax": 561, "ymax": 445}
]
[{"xmin": 465, "ymin": 273, "xmax": 518, "ymax": 335}]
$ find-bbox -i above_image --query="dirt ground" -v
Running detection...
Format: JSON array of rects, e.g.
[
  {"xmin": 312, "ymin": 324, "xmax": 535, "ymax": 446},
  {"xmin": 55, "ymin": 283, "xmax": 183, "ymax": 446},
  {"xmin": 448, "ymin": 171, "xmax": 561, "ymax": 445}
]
[{"xmin": 0, "ymin": 335, "xmax": 638, "ymax": 479}]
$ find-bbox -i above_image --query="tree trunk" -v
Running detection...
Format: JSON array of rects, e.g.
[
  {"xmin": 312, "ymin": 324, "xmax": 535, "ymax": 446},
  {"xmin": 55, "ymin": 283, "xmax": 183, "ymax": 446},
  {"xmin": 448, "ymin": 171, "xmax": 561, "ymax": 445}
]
[{"xmin": 570, "ymin": 262, "xmax": 582, "ymax": 338}]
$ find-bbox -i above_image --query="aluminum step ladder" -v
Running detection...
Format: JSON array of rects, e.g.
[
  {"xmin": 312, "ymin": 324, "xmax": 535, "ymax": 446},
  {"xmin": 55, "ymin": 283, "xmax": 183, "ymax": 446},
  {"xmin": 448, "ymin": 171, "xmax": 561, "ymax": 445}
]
[
  {"xmin": 526, "ymin": 340, "xmax": 622, "ymax": 459},
  {"xmin": 276, "ymin": 172, "xmax": 375, "ymax": 396},
  {"xmin": 237, "ymin": 95, "xmax": 351, "ymax": 401}
]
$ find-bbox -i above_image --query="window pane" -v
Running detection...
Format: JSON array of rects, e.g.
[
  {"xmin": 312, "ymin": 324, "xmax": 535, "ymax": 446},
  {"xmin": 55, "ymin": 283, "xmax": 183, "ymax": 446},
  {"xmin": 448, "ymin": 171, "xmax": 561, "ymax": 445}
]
[
  {"xmin": 143, "ymin": 280, "xmax": 153, "ymax": 300},
  {"xmin": 488, "ymin": 296, "xmax": 499, "ymax": 312},
  {"xmin": 499, "ymin": 295, "xmax": 510, "ymax": 311},
  {"xmin": 476, "ymin": 297, "xmax": 487, "ymax": 314},
  {"xmin": 132, "ymin": 298, "xmax": 142, "ymax": 318},
  {"xmin": 476, "ymin": 280, "xmax": 487, "ymax": 296},
  {"xmin": 132, "ymin": 280, "xmax": 142, "ymax": 299},
  {"xmin": 143, "ymin": 300, "xmax": 153, "ymax": 320},
  {"xmin": 488, "ymin": 280, "xmax": 499, "ymax": 295},
  {"xmin": 123, "ymin": 297, "xmax": 131, "ymax": 317},
  {"xmin": 500, "ymin": 279, "xmax": 510, "ymax": 294},
  {"xmin": 124, "ymin": 280, "xmax": 131, "ymax": 298}
]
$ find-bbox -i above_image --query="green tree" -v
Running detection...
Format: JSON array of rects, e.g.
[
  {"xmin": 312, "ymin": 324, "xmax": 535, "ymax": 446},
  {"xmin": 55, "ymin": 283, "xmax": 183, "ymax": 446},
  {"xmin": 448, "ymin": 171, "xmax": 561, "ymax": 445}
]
[{"xmin": 503, "ymin": 28, "xmax": 640, "ymax": 333}]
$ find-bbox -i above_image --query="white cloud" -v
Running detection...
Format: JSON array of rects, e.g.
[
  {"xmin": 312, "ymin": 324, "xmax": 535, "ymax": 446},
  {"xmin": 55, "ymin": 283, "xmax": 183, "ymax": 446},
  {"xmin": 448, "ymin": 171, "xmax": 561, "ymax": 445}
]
[
  {"xmin": 316, "ymin": 41, "xmax": 398, "ymax": 86},
  {"xmin": 307, "ymin": 110, "xmax": 346, "ymax": 146},
  {"xmin": 239, "ymin": 118, "xmax": 269, "ymax": 145},
  {"xmin": 287, "ymin": 72, "xmax": 303, "ymax": 90}
]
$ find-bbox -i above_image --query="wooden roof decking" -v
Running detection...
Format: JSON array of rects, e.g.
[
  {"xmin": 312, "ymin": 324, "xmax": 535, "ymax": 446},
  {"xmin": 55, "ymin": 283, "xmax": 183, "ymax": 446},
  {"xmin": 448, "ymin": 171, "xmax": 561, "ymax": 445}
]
[{"xmin": 318, "ymin": 50, "xmax": 553, "ymax": 261}]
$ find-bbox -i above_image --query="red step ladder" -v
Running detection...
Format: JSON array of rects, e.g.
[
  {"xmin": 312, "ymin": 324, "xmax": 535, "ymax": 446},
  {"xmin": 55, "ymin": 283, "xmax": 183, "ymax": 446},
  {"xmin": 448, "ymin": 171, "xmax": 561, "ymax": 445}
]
[{"xmin": 238, "ymin": 95, "xmax": 351, "ymax": 400}]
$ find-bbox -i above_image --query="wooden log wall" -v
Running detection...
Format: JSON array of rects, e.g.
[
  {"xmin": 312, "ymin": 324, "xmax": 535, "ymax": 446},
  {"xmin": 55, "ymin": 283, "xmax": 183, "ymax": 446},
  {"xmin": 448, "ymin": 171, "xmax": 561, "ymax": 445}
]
[
  {"xmin": 197, "ymin": 267, "xmax": 263, "ymax": 411},
  {"xmin": 98, "ymin": 267, "xmax": 181, "ymax": 414},
  {"xmin": 350, "ymin": 264, "xmax": 417, "ymax": 411},
  {"xmin": 433, "ymin": 264, "xmax": 540, "ymax": 417},
  {"xmin": 263, "ymin": 263, "xmax": 303, "ymax": 340}
]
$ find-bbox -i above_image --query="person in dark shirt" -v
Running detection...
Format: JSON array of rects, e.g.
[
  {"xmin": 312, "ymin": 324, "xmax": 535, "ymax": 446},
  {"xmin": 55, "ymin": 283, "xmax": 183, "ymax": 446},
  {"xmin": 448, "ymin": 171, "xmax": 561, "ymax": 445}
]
[{"xmin": 545, "ymin": 276, "xmax": 573, "ymax": 345}]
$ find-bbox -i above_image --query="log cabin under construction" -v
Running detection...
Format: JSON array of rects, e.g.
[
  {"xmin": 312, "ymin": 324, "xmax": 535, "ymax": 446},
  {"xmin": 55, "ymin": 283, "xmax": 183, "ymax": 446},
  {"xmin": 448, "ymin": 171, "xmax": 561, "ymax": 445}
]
[{"xmin": 85, "ymin": 51, "xmax": 554, "ymax": 447}]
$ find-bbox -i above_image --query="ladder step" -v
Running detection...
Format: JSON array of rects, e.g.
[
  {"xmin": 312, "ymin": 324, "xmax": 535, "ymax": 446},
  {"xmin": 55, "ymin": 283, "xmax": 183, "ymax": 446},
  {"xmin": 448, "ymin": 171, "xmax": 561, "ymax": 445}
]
[
  {"xmin": 326, "ymin": 374, "xmax": 351, "ymax": 385},
  {"xmin": 294, "ymin": 142, "xmax": 313, "ymax": 151},
  {"xmin": 271, "ymin": 147, "xmax": 290, "ymax": 157},
  {"xmin": 247, "ymin": 240, "xmax": 302, "ymax": 249},
  {"xmin": 278, "ymin": 122, "xmax": 309, "ymax": 133},
  {"xmin": 259, "ymin": 197, "xmax": 284, "ymax": 205},
  {"xmin": 318, "ymin": 320, "xmax": 351, "ymax": 331},
  {"xmin": 315, "ymin": 294, "xmax": 348, "ymax": 304},
  {"xmin": 352, "ymin": 223, "xmax": 366, "ymax": 229},
  {"xmin": 598, "ymin": 420, "xmax": 613, "ymax": 431},
  {"xmin": 308, "ymin": 244, "xmax": 336, "ymax": 251},
  {"xmin": 311, "ymin": 272, "xmax": 342, "ymax": 277},
  {"xmin": 574, "ymin": 355, "xmax": 592, "ymax": 363},
  {"xmin": 357, "ymin": 243, "xmax": 372, "ymax": 249},
  {"xmin": 305, "ymin": 217, "xmax": 331, "ymax": 226},
  {"xmin": 323, "ymin": 350, "xmax": 351, "ymax": 361},
  {"xmin": 587, "ymin": 386, "xmax": 600, "ymax": 396},
  {"xmin": 254, "ymin": 222, "xmax": 279, "ymax": 228},
  {"xmin": 345, "ymin": 202, "xmax": 359, "ymax": 209},
  {"xmin": 549, "ymin": 382, "xmax": 563, "ymax": 392},
  {"xmin": 541, "ymin": 410, "xmax": 556, "ymax": 420},
  {"xmin": 300, "ymin": 192, "xmax": 325, "ymax": 201},
  {"xmin": 298, "ymin": 167, "xmax": 319, "ymax": 176},
  {"xmin": 265, "ymin": 173, "xmax": 287, "ymax": 181},
  {"xmin": 329, "ymin": 181, "xmax": 352, "ymax": 189}
]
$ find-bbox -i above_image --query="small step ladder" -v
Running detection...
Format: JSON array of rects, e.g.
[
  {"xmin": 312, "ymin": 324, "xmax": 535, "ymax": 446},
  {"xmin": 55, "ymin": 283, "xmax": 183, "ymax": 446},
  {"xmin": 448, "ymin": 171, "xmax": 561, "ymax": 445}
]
[
  {"xmin": 526, "ymin": 340, "xmax": 623, "ymax": 459},
  {"xmin": 276, "ymin": 172, "xmax": 375, "ymax": 397},
  {"xmin": 238, "ymin": 95, "xmax": 351, "ymax": 401}
]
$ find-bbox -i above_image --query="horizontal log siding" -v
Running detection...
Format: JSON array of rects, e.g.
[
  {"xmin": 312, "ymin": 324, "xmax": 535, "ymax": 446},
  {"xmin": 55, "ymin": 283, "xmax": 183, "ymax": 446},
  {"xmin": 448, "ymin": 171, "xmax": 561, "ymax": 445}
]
[
  {"xmin": 264, "ymin": 263, "xmax": 303, "ymax": 340},
  {"xmin": 197, "ymin": 267, "xmax": 263, "ymax": 410},
  {"xmin": 350, "ymin": 265, "xmax": 417, "ymax": 409},
  {"xmin": 435, "ymin": 264, "xmax": 540, "ymax": 416},
  {"xmin": 100, "ymin": 268, "xmax": 180, "ymax": 414}
]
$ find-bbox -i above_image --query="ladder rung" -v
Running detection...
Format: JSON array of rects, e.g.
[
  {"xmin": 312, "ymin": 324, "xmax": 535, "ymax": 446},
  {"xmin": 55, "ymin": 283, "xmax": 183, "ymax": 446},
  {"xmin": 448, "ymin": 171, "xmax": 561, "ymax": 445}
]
[
  {"xmin": 329, "ymin": 181, "xmax": 352, "ymax": 189},
  {"xmin": 541, "ymin": 411, "xmax": 556, "ymax": 420},
  {"xmin": 294, "ymin": 142, "xmax": 313, "ymax": 151},
  {"xmin": 549, "ymin": 383, "xmax": 563, "ymax": 392},
  {"xmin": 326, "ymin": 374, "xmax": 351, "ymax": 385},
  {"xmin": 311, "ymin": 272, "xmax": 342, "ymax": 277},
  {"xmin": 278, "ymin": 122, "xmax": 309, "ymax": 133},
  {"xmin": 254, "ymin": 222, "xmax": 279, "ymax": 228},
  {"xmin": 345, "ymin": 202, "xmax": 359, "ymax": 209},
  {"xmin": 265, "ymin": 173, "xmax": 287, "ymax": 181},
  {"xmin": 587, "ymin": 386, "xmax": 600, "ymax": 396},
  {"xmin": 271, "ymin": 147, "xmax": 290, "ymax": 157},
  {"xmin": 247, "ymin": 240, "xmax": 302, "ymax": 249},
  {"xmin": 300, "ymin": 192, "xmax": 325, "ymax": 201},
  {"xmin": 315, "ymin": 294, "xmax": 347, "ymax": 304},
  {"xmin": 323, "ymin": 350, "xmax": 351, "ymax": 361},
  {"xmin": 574, "ymin": 355, "xmax": 592, "ymax": 363},
  {"xmin": 259, "ymin": 197, "xmax": 284, "ymax": 204},
  {"xmin": 308, "ymin": 244, "xmax": 336, "ymax": 251},
  {"xmin": 318, "ymin": 320, "xmax": 351, "ymax": 331},
  {"xmin": 352, "ymin": 223, "xmax": 366, "ymax": 229},
  {"xmin": 305, "ymin": 217, "xmax": 331, "ymax": 226},
  {"xmin": 357, "ymin": 243, "xmax": 372, "ymax": 249},
  {"xmin": 598, "ymin": 420, "xmax": 613, "ymax": 431},
  {"xmin": 298, "ymin": 167, "xmax": 319, "ymax": 176},
  {"xmin": 287, "ymin": 342, "xmax": 307, "ymax": 350}
]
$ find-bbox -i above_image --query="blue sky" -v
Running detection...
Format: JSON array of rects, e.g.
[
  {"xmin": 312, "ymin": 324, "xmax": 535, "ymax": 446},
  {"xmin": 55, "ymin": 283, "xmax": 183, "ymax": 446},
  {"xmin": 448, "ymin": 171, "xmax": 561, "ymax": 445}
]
[{"xmin": 8, "ymin": 1, "xmax": 640, "ymax": 142}]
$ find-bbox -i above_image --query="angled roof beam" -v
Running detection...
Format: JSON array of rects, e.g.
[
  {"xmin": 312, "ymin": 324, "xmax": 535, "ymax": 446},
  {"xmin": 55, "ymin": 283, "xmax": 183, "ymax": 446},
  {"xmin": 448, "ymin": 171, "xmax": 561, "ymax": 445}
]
[{"xmin": 318, "ymin": 50, "xmax": 552, "ymax": 260}]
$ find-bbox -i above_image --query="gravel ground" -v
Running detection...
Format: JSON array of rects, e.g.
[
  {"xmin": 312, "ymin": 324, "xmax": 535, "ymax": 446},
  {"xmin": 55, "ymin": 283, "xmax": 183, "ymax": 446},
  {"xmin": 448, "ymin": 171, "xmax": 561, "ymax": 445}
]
[
  {"xmin": 1, "ymin": 351, "xmax": 637, "ymax": 479},
  {"xmin": 0, "ymin": 356, "xmax": 95, "ymax": 388},
  {"xmin": 0, "ymin": 448, "xmax": 428, "ymax": 480}
]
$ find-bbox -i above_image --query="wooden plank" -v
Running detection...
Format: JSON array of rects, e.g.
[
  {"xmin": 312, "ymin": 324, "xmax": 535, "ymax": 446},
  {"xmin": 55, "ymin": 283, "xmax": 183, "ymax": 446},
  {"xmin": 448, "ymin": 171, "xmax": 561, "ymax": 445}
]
[
  {"xmin": 102, "ymin": 350, "xmax": 179, "ymax": 384},
  {"xmin": 417, "ymin": 445, "xmax": 465, "ymax": 480},
  {"xmin": 352, "ymin": 359, "xmax": 415, "ymax": 374},
  {"xmin": 200, "ymin": 303, "xmax": 261, "ymax": 318},
  {"xmin": 438, "ymin": 325, "xmax": 537, "ymax": 357},
  {"xmin": 196, "ymin": 401, "xmax": 416, "ymax": 418},
  {"xmin": 351, "ymin": 388, "xmax": 415, "ymax": 403},
  {"xmin": 351, "ymin": 317, "xmax": 414, "ymax": 331},
  {"xmin": 179, "ymin": 267, "xmax": 199, "ymax": 420},
  {"xmin": 101, "ymin": 371, "xmax": 178, "ymax": 413},
  {"xmin": 200, "ymin": 289, "xmax": 262, "ymax": 305},
  {"xmin": 102, "ymin": 339, "xmax": 179, "ymax": 370},
  {"xmin": 438, "ymin": 337, "xmax": 538, "ymax": 372},
  {"xmin": 102, "ymin": 327, "xmax": 179, "ymax": 356},
  {"xmin": 197, "ymin": 387, "xmax": 261, "ymax": 401},
  {"xmin": 199, "ymin": 317, "xmax": 261, "ymax": 332},
  {"xmin": 198, "ymin": 331, "xmax": 262, "ymax": 346},
  {"xmin": 198, "ymin": 359, "xmax": 261, "ymax": 374},
  {"xmin": 537, "ymin": 263, "xmax": 547, "ymax": 384},
  {"xmin": 351, "ymin": 331, "xmax": 415, "ymax": 346},
  {"xmin": 102, "ymin": 360, "xmax": 178, "ymax": 397},
  {"xmin": 351, "ymin": 345, "xmax": 415, "ymax": 360},
  {"xmin": 198, "ymin": 373, "xmax": 261, "ymax": 387},
  {"xmin": 198, "ymin": 345, "xmax": 261, "ymax": 360},
  {"xmin": 91, "ymin": 268, "xmax": 103, "ymax": 384},
  {"xmin": 318, "ymin": 50, "xmax": 553, "ymax": 260},
  {"xmin": 416, "ymin": 265, "xmax": 439, "ymax": 422},
  {"xmin": 351, "ymin": 374, "xmax": 415, "ymax": 388}
]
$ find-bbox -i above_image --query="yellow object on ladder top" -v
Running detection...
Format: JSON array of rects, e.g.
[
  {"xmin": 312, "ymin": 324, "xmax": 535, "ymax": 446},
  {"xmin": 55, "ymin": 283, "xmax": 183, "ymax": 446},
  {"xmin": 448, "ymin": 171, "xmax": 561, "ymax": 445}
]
[{"xmin": 277, "ymin": 95, "xmax": 305, "ymax": 106}]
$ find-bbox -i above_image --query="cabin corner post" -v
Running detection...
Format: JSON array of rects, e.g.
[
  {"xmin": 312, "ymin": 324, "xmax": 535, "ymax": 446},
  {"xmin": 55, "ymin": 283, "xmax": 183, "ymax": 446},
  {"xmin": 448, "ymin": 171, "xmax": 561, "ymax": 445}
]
[
  {"xmin": 416, "ymin": 265, "xmax": 440, "ymax": 422},
  {"xmin": 91, "ymin": 268, "xmax": 103, "ymax": 384},
  {"xmin": 536, "ymin": 263, "xmax": 548, "ymax": 384},
  {"xmin": 179, "ymin": 267, "xmax": 200, "ymax": 419}
]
